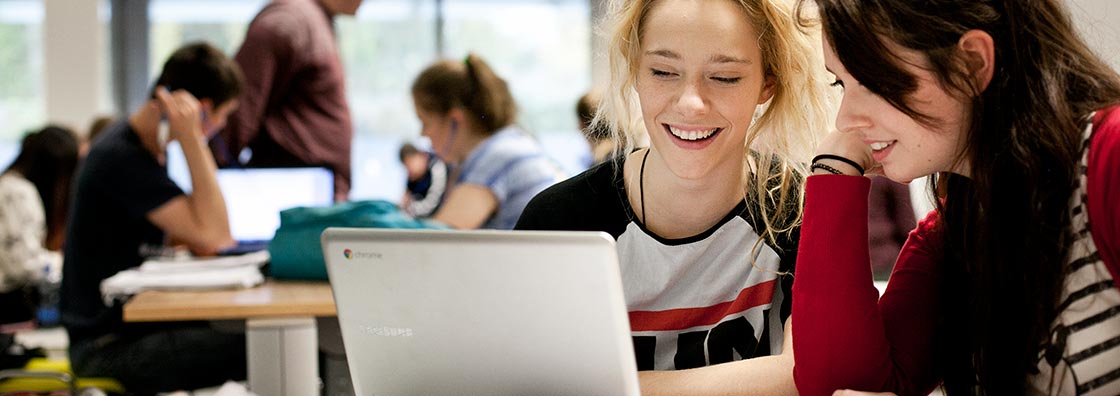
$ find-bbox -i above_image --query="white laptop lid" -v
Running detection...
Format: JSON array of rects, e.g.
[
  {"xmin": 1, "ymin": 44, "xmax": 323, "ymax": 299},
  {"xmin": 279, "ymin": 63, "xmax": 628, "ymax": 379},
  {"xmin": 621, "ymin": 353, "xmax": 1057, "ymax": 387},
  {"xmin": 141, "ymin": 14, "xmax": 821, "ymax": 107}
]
[{"xmin": 321, "ymin": 228, "xmax": 640, "ymax": 396}]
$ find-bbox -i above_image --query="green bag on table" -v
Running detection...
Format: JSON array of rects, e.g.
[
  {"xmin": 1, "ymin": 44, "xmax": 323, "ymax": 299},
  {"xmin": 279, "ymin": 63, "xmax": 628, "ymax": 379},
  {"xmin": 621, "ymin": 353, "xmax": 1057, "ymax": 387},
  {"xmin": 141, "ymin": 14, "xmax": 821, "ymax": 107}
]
[{"xmin": 268, "ymin": 200, "xmax": 447, "ymax": 280}]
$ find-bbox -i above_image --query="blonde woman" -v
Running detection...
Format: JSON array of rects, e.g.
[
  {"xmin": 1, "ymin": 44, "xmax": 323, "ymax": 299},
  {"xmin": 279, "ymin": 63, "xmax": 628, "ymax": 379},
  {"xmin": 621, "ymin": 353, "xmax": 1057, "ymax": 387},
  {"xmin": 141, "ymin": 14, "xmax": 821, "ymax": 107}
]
[{"xmin": 515, "ymin": 0, "xmax": 835, "ymax": 394}]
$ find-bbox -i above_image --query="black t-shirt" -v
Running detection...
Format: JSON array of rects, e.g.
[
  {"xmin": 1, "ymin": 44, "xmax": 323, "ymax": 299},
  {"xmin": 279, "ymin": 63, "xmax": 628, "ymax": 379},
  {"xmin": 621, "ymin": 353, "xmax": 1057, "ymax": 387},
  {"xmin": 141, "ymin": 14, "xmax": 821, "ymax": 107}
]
[
  {"xmin": 60, "ymin": 121, "xmax": 183, "ymax": 340},
  {"xmin": 516, "ymin": 157, "xmax": 798, "ymax": 371}
]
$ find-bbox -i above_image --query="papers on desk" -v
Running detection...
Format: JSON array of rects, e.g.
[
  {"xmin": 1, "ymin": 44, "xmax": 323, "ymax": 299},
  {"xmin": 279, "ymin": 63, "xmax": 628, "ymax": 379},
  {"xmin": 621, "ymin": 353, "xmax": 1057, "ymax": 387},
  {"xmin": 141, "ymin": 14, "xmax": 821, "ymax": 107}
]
[{"xmin": 100, "ymin": 251, "xmax": 270, "ymax": 305}]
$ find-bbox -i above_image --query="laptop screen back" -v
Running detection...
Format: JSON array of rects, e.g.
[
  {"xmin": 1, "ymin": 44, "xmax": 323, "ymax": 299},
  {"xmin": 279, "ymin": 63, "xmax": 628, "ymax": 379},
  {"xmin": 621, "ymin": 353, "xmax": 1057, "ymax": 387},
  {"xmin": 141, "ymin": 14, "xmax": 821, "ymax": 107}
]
[{"xmin": 321, "ymin": 228, "xmax": 640, "ymax": 396}]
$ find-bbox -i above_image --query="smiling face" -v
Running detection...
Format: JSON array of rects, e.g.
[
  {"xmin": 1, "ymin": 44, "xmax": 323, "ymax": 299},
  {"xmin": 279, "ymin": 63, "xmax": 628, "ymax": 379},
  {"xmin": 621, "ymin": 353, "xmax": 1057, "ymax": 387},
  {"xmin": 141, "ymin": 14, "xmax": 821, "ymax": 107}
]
[
  {"xmin": 823, "ymin": 34, "xmax": 971, "ymax": 182},
  {"xmin": 635, "ymin": 0, "xmax": 774, "ymax": 181}
]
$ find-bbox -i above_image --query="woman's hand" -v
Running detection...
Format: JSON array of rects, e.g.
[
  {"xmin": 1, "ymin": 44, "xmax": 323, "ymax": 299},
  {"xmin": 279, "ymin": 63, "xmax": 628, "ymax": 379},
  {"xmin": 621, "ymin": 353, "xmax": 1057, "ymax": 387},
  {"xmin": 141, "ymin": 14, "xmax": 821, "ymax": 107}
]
[{"xmin": 814, "ymin": 130, "xmax": 881, "ymax": 176}]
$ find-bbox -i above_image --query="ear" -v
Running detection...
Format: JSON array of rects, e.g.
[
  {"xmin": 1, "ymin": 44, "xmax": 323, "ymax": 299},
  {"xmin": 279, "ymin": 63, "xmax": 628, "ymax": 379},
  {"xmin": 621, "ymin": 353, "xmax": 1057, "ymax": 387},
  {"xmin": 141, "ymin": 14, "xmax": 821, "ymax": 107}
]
[
  {"xmin": 447, "ymin": 107, "xmax": 466, "ymax": 128},
  {"xmin": 198, "ymin": 98, "xmax": 215, "ymax": 115},
  {"xmin": 957, "ymin": 29, "xmax": 995, "ymax": 95},
  {"xmin": 757, "ymin": 75, "xmax": 777, "ymax": 105}
]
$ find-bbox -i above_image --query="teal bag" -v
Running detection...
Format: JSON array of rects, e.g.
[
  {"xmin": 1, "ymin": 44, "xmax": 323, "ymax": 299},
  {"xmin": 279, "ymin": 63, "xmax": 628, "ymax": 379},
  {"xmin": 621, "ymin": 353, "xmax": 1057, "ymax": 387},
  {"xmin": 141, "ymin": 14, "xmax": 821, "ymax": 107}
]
[{"xmin": 268, "ymin": 200, "xmax": 447, "ymax": 280}]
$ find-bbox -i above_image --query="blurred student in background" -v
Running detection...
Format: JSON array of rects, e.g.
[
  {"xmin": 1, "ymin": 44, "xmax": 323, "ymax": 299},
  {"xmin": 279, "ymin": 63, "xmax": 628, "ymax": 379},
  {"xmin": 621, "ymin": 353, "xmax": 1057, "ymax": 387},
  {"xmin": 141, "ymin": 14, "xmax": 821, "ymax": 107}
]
[
  {"xmin": 0, "ymin": 125, "xmax": 79, "ymax": 328},
  {"xmin": 83, "ymin": 115, "xmax": 115, "ymax": 156},
  {"xmin": 61, "ymin": 42, "xmax": 246, "ymax": 393},
  {"xmin": 212, "ymin": 0, "xmax": 364, "ymax": 200},
  {"xmin": 577, "ymin": 90, "xmax": 619, "ymax": 165},
  {"xmin": 398, "ymin": 141, "xmax": 447, "ymax": 218},
  {"xmin": 411, "ymin": 53, "xmax": 564, "ymax": 230},
  {"xmin": 867, "ymin": 178, "xmax": 915, "ymax": 279},
  {"xmin": 517, "ymin": 0, "xmax": 836, "ymax": 393}
]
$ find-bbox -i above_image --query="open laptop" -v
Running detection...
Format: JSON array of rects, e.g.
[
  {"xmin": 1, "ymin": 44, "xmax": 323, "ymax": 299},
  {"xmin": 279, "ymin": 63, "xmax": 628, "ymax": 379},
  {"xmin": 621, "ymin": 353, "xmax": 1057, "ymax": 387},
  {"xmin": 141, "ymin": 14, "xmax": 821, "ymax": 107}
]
[
  {"xmin": 167, "ymin": 152, "xmax": 335, "ymax": 254},
  {"xmin": 321, "ymin": 228, "xmax": 640, "ymax": 396},
  {"xmin": 215, "ymin": 167, "xmax": 334, "ymax": 254}
]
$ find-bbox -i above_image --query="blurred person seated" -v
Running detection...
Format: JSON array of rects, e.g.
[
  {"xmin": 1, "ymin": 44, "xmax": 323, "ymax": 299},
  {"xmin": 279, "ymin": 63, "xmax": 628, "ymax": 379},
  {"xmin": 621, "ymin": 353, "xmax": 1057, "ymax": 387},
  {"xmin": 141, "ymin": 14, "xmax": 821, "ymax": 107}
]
[
  {"xmin": 410, "ymin": 53, "xmax": 564, "ymax": 230},
  {"xmin": 398, "ymin": 142, "xmax": 447, "ymax": 218},
  {"xmin": 868, "ymin": 177, "xmax": 916, "ymax": 279},
  {"xmin": 577, "ymin": 90, "xmax": 619, "ymax": 165},
  {"xmin": 0, "ymin": 125, "xmax": 79, "ymax": 328},
  {"xmin": 60, "ymin": 42, "xmax": 247, "ymax": 394}
]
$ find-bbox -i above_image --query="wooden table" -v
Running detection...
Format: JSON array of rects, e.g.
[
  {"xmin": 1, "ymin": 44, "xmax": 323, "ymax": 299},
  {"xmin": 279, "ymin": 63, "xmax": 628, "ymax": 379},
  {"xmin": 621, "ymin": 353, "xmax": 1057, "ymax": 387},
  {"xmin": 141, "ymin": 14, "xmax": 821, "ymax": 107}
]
[{"xmin": 123, "ymin": 280, "xmax": 336, "ymax": 396}]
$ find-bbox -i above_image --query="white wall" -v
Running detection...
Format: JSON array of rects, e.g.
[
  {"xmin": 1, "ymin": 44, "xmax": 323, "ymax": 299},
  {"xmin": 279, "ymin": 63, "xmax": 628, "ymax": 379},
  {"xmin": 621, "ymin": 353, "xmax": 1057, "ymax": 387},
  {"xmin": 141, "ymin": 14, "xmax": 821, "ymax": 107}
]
[
  {"xmin": 1069, "ymin": 0, "xmax": 1120, "ymax": 72},
  {"xmin": 43, "ymin": 0, "xmax": 105, "ymax": 133}
]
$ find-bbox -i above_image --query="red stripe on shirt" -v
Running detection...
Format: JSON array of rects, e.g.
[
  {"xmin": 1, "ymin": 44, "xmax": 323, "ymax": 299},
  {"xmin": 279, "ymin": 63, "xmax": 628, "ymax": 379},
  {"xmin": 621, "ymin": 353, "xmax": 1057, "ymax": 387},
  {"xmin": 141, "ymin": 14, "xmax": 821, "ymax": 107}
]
[{"xmin": 628, "ymin": 280, "xmax": 777, "ymax": 332}]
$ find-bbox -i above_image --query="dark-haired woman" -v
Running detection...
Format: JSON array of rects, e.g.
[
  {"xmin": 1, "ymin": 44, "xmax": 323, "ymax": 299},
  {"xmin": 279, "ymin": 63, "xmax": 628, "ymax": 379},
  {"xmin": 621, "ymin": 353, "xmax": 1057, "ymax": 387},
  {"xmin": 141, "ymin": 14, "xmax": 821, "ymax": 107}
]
[
  {"xmin": 792, "ymin": 1, "xmax": 1120, "ymax": 395},
  {"xmin": 0, "ymin": 125, "xmax": 79, "ymax": 326},
  {"xmin": 411, "ymin": 53, "xmax": 563, "ymax": 230}
]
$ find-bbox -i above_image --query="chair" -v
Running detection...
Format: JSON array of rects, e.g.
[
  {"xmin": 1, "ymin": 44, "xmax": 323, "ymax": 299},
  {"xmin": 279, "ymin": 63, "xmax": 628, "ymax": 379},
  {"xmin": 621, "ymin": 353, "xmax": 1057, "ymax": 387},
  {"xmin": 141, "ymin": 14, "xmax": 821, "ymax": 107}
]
[{"xmin": 0, "ymin": 358, "xmax": 124, "ymax": 396}]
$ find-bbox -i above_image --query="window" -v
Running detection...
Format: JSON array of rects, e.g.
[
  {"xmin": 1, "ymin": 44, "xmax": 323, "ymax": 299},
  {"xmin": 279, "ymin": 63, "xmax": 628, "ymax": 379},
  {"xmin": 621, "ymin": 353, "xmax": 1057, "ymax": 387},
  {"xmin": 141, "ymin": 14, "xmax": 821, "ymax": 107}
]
[
  {"xmin": 442, "ymin": 0, "xmax": 593, "ymax": 176},
  {"xmin": 146, "ymin": 0, "xmax": 593, "ymax": 201},
  {"xmin": 337, "ymin": 0, "xmax": 438, "ymax": 199},
  {"xmin": 148, "ymin": 0, "xmax": 265, "ymax": 75},
  {"xmin": 0, "ymin": 0, "xmax": 44, "ymax": 160}
]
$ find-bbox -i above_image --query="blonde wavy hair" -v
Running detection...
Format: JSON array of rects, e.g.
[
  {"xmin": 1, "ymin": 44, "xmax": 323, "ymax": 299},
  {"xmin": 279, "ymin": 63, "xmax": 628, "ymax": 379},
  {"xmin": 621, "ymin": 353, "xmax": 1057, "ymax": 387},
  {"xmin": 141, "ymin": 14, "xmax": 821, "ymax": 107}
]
[{"xmin": 595, "ymin": 0, "xmax": 837, "ymax": 248}]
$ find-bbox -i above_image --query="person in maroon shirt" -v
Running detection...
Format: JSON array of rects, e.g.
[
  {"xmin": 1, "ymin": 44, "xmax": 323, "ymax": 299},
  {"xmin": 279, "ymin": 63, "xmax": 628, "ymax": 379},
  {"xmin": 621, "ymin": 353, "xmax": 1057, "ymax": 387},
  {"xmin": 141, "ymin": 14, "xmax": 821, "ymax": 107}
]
[
  {"xmin": 212, "ymin": 0, "xmax": 363, "ymax": 200},
  {"xmin": 867, "ymin": 178, "xmax": 915, "ymax": 279},
  {"xmin": 791, "ymin": 0, "xmax": 1120, "ymax": 395}
]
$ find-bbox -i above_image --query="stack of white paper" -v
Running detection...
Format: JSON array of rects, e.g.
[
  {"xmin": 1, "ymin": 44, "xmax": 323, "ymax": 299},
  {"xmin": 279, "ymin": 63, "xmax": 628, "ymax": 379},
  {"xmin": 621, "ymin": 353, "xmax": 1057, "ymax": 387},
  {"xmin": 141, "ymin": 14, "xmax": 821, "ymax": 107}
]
[{"xmin": 100, "ymin": 251, "xmax": 270, "ymax": 305}]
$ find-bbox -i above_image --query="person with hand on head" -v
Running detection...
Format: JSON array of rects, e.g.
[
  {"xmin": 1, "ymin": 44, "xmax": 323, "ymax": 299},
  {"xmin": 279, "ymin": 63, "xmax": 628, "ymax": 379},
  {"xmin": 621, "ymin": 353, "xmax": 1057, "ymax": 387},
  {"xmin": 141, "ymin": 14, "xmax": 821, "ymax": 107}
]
[
  {"xmin": 212, "ymin": 0, "xmax": 363, "ymax": 201},
  {"xmin": 516, "ymin": 0, "xmax": 836, "ymax": 394},
  {"xmin": 791, "ymin": 1, "xmax": 1120, "ymax": 395},
  {"xmin": 60, "ymin": 42, "xmax": 246, "ymax": 394},
  {"xmin": 0, "ymin": 125, "xmax": 79, "ymax": 327},
  {"xmin": 411, "ymin": 53, "xmax": 564, "ymax": 230}
]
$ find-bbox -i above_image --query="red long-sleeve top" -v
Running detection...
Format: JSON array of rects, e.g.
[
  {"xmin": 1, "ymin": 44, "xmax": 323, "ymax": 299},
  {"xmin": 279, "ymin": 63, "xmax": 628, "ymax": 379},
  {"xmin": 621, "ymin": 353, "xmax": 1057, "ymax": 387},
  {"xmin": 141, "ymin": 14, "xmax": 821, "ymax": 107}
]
[{"xmin": 792, "ymin": 109, "xmax": 1120, "ymax": 396}]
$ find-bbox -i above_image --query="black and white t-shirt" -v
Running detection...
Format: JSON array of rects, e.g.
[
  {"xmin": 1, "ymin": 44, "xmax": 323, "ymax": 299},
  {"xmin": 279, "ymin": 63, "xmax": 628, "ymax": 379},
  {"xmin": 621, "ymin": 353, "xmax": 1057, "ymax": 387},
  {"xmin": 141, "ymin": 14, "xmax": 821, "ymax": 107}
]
[{"xmin": 516, "ymin": 157, "xmax": 797, "ymax": 371}]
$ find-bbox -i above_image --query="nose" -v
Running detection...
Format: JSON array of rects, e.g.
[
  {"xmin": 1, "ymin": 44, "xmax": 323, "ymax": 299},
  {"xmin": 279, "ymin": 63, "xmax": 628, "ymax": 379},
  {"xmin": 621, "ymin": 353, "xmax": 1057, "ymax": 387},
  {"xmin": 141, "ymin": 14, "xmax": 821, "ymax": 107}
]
[
  {"xmin": 834, "ymin": 89, "xmax": 872, "ymax": 134},
  {"xmin": 675, "ymin": 78, "xmax": 708, "ymax": 117}
]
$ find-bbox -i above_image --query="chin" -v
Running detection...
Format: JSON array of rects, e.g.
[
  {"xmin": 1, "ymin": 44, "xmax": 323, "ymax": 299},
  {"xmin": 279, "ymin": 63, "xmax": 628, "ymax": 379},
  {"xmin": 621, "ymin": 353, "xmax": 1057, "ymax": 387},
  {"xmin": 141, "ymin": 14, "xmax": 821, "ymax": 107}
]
[{"xmin": 882, "ymin": 166, "xmax": 920, "ymax": 185}]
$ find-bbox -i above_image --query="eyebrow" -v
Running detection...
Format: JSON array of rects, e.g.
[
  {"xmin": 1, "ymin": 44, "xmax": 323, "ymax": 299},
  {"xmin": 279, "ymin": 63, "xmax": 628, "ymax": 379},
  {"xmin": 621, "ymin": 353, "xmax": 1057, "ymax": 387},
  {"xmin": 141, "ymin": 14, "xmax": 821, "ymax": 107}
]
[{"xmin": 644, "ymin": 49, "xmax": 752, "ymax": 65}]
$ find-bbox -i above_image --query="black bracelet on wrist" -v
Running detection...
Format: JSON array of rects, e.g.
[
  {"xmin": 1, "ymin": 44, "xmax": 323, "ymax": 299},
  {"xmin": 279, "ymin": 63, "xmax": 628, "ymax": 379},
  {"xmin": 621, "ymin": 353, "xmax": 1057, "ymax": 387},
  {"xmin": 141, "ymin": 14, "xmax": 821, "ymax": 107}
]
[
  {"xmin": 812, "ymin": 154, "xmax": 865, "ymax": 176},
  {"xmin": 810, "ymin": 162, "xmax": 844, "ymax": 175}
]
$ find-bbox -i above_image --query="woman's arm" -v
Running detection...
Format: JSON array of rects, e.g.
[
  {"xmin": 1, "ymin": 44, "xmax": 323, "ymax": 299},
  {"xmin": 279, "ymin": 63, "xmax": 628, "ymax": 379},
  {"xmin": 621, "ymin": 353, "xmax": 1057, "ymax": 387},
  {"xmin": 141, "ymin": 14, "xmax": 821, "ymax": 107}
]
[
  {"xmin": 792, "ymin": 175, "xmax": 944, "ymax": 396},
  {"xmin": 431, "ymin": 184, "xmax": 499, "ymax": 229},
  {"xmin": 1089, "ymin": 108, "xmax": 1120, "ymax": 284},
  {"xmin": 638, "ymin": 320, "xmax": 796, "ymax": 396}
]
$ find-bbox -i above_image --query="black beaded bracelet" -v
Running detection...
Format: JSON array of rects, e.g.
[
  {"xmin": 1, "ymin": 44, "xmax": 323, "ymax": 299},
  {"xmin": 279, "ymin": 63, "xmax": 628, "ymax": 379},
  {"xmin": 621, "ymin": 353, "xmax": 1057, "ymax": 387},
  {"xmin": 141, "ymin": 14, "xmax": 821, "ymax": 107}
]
[
  {"xmin": 812, "ymin": 154, "xmax": 865, "ymax": 176},
  {"xmin": 810, "ymin": 162, "xmax": 844, "ymax": 175}
]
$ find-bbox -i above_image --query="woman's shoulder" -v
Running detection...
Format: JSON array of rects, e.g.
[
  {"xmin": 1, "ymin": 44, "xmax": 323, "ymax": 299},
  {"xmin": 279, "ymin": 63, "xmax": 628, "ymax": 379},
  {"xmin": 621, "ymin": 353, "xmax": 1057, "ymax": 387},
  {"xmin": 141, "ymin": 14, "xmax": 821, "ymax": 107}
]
[
  {"xmin": 1093, "ymin": 106, "xmax": 1120, "ymax": 148},
  {"xmin": 516, "ymin": 160, "xmax": 629, "ymax": 230},
  {"xmin": 0, "ymin": 173, "xmax": 37, "ymax": 198},
  {"xmin": 530, "ymin": 160, "xmax": 622, "ymax": 209}
]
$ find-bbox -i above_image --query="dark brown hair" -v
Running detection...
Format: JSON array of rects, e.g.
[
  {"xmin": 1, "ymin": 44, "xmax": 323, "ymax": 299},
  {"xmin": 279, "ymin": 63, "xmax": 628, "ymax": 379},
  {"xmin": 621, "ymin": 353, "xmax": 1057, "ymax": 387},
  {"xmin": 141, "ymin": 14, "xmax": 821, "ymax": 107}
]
[
  {"xmin": 799, "ymin": 0, "xmax": 1120, "ymax": 394},
  {"xmin": 411, "ymin": 53, "xmax": 517, "ymax": 135},
  {"xmin": 151, "ymin": 42, "xmax": 243, "ymax": 108},
  {"xmin": 5, "ymin": 125, "xmax": 80, "ymax": 250},
  {"xmin": 576, "ymin": 91, "xmax": 610, "ymax": 142}
]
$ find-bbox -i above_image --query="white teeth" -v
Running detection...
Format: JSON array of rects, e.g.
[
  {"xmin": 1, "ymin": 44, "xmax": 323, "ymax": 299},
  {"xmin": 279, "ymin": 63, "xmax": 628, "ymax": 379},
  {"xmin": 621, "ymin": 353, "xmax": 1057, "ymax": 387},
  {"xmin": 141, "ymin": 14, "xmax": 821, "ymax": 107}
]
[
  {"xmin": 668, "ymin": 126, "xmax": 719, "ymax": 141},
  {"xmin": 870, "ymin": 141, "xmax": 893, "ymax": 151}
]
